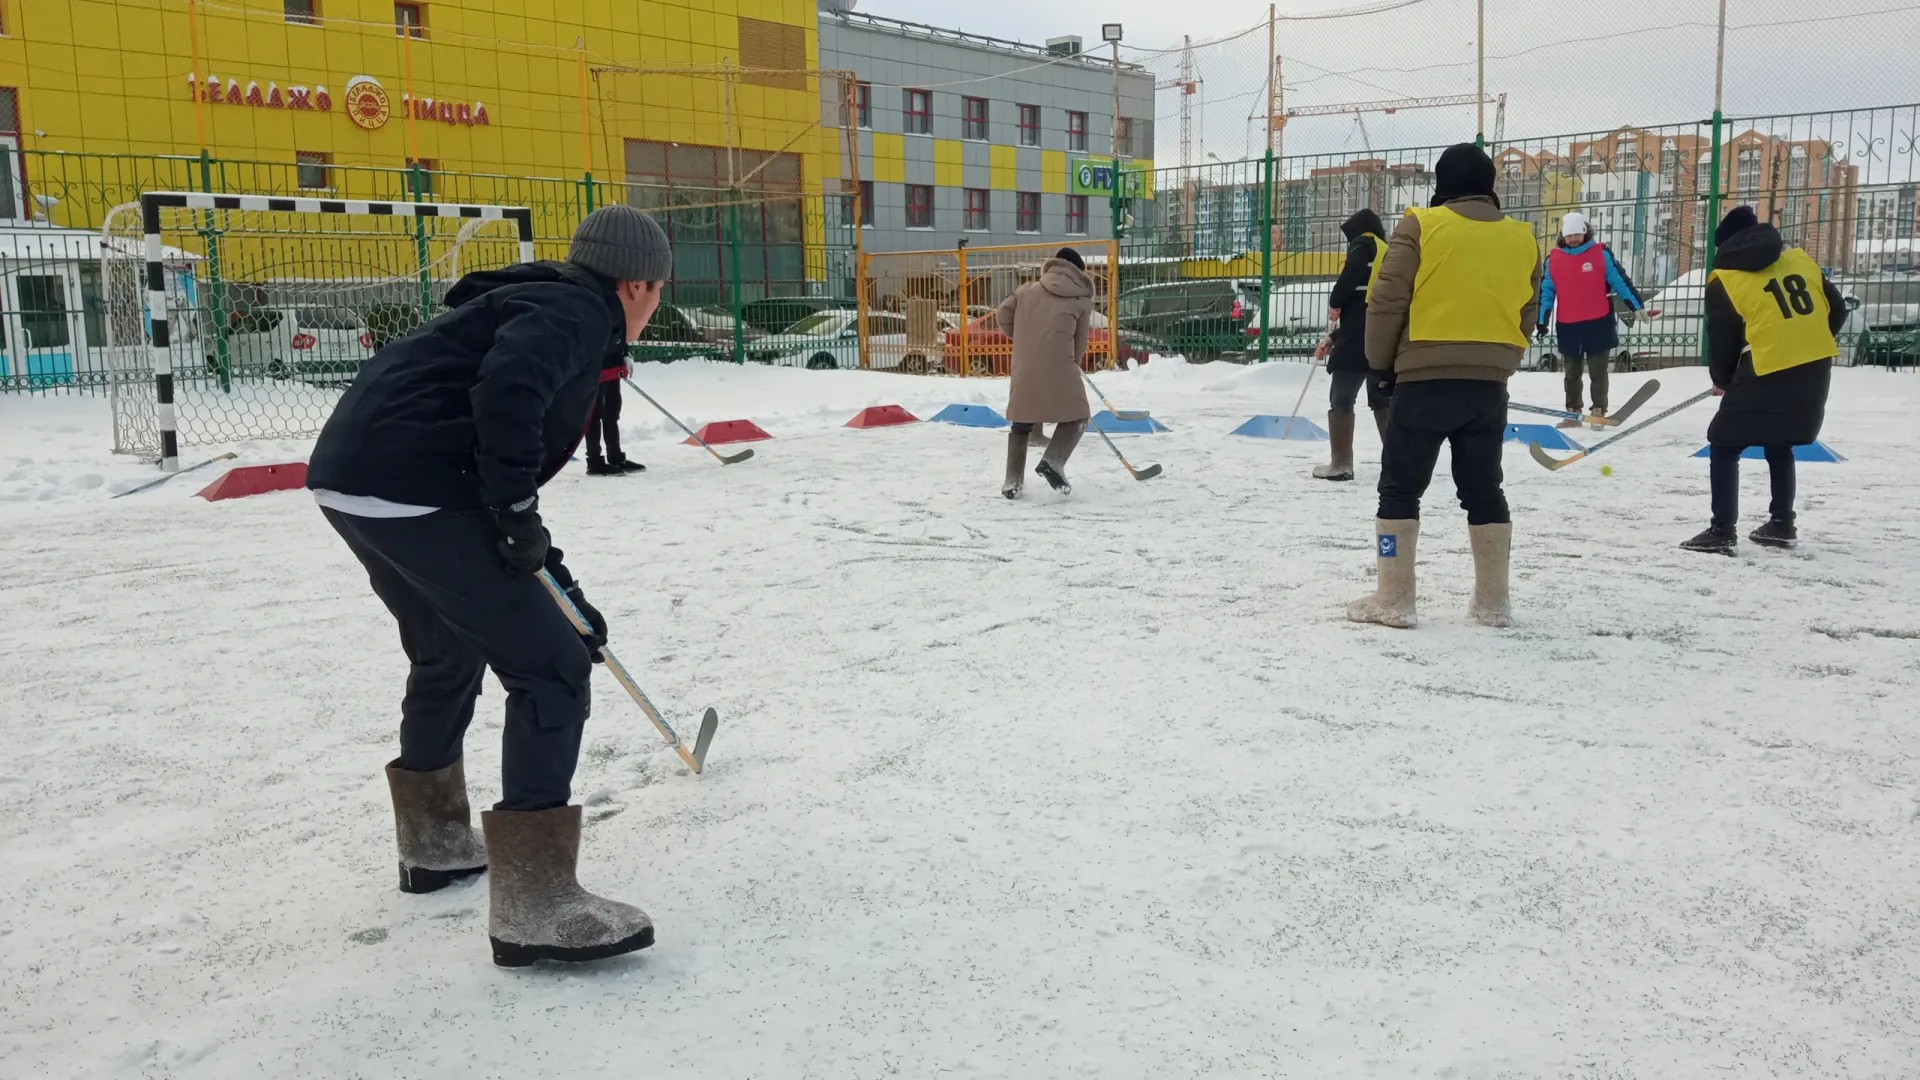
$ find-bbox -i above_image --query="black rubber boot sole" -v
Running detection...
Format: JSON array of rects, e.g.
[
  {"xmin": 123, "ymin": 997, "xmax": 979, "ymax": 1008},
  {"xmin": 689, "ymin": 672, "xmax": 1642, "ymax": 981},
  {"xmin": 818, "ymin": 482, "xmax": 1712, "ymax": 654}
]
[
  {"xmin": 1035, "ymin": 461, "xmax": 1070, "ymax": 493},
  {"xmin": 399, "ymin": 862, "xmax": 487, "ymax": 894},
  {"xmin": 490, "ymin": 925, "xmax": 654, "ymax": 967}
]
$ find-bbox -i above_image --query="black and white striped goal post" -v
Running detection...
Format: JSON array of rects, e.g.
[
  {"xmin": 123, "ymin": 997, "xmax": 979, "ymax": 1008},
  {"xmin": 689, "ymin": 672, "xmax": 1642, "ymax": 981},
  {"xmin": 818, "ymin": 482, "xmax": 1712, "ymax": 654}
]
[{"xmin": 139, "ymin": 191, "xmax": 537, "ymax": 472}]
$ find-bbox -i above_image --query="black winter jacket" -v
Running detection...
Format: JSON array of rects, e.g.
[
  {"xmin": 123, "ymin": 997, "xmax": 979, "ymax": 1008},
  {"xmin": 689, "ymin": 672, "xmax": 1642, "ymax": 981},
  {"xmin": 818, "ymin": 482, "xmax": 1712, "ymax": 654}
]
[
  {"xmin": 308, "ymin": 261, "xmax": 626, "ymax": 510},
  {"xmin": 1703, "ymin": 223, "xmax": 1844, "ymax": 447},
  {"xmin": 1327, "ymin": 208, "xmax": 1387, "ymax": 374}
]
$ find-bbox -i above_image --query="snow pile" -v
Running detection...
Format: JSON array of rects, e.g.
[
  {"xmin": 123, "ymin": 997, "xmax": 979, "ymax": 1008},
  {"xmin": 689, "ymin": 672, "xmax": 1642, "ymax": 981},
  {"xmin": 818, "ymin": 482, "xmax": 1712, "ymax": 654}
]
[{"xmin": 1, "ymin": 361, "xmax": 1917, "ymax": 1077}]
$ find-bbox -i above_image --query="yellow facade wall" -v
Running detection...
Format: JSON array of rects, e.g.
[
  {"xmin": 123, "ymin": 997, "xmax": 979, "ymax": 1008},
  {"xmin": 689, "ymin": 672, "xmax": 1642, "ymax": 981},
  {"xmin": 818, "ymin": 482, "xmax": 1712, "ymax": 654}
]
[{"xmin": 2, "ymin": 0, "xmax": 829, "ymax": 230}]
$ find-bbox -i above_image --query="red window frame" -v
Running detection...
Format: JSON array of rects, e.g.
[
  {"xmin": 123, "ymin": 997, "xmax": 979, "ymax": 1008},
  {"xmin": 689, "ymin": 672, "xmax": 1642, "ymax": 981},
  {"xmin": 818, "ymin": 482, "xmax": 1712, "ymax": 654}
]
[
  {"xmin": 1018, "ymin": 104, "xmax": 1040, "ymax": 147},
  {"xmin": 905, "ymin": 184, "xmax": 933, "ymax": 228},
  {"xmin": 1016, "ymin": 192, "xmax": 1040, "ymax": 234},
  {"xmin": 904, "ymin": 89, "xmax": 931, "ymax": 135},
  {"xmin": 855, "ymin": 82, "xmax": 871, "ymax": 129},
  {"xmin": 1066, "ymin": 195, "xmax": 1088, "ymax": 235},
  {"xmin": 965, "ymin": 188, "xmax": 989, "ymax": 231},
  {"xmin": 1067, "ymin": 111, "xmax": 1088, "ymax": 152},
  {"xmin": 963, "ymin": 96, "xmax": 988, "ymax": 141}
]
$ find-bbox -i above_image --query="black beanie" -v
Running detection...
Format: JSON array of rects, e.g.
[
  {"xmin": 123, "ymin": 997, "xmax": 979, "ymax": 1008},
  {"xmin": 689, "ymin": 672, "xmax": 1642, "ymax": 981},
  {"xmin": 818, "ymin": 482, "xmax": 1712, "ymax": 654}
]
[
  {"xmin": 1054, "ymin": 247, "xmax": 1086, "ymax": 270},
  {"xmin": 1714, "ymin": 205, "xmax": 1760, "ymax": 246},
  {"xmin": 1431, "ymin": 143, "xmax": 1497, "ymax": 207}
]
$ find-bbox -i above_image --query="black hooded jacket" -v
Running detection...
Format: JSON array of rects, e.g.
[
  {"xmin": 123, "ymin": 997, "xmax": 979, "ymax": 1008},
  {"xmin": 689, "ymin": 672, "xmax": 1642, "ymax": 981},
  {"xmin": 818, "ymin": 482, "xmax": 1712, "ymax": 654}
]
[
  {"xmin": 307, "ymin": 261, "xmax": 626, "ymax": 510},
  {"xmin": 1326, "ymin": 208, "xmax": 1388, "ymax": 373},
  {"xmin": 1703, "ymin": 223, "xmax": 1845, "ymax": 447}
]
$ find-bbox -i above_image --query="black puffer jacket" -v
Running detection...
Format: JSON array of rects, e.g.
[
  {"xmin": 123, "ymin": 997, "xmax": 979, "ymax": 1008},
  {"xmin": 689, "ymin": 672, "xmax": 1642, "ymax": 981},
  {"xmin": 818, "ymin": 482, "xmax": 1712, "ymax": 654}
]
[
  {"xmin": 1704, "ymin": 223, "xmax": 1845, "ymax": 447},
  {"xmin": 1326, "ymin": 208, "xmax": 1387, "ymax": 374},
  {"xmin": 308, "ymin": 261, "xmax": 625, "ymax": 509}
]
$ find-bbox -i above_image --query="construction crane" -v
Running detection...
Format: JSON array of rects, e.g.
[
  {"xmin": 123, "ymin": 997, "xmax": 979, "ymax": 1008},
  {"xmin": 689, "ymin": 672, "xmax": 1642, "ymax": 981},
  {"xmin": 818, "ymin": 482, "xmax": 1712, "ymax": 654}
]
[
  {"xmin": 1273, "ymin": 87, "xmax": 1510, "ymax": 148},
  {"xmin": 1154, "ymin": 36, "xmax": 1201, "ymax": 171}
]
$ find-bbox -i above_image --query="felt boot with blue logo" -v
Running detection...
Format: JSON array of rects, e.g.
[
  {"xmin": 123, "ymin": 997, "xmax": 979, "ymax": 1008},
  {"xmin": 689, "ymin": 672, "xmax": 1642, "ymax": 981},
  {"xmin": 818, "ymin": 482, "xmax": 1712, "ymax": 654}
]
[{"xmin": 1347, "ymin": 518, "xmax": 1419, "ymax": 629}]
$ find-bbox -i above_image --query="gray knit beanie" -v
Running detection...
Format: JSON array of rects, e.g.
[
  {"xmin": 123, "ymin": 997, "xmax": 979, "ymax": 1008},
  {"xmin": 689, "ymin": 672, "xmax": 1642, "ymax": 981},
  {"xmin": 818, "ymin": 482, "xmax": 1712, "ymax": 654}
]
[{"xmin": 568, "ymin": 204, "xmax": 673, "ymax": 283}]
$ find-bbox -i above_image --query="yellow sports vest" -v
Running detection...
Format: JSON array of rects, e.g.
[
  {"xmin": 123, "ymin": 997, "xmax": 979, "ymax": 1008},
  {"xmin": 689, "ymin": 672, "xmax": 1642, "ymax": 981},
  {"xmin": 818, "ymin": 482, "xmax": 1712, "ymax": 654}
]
[
  {"xmin": 1708, "ymin": 248, "xmax": 1837, "ymax": 375},
  {"xmin": 1404, "ymin": 206, "xmax": 1538, "ymax": 347},
  {"xmin": 1363, "ymin": 233, "xmax": 1388, "ymax": 302}
]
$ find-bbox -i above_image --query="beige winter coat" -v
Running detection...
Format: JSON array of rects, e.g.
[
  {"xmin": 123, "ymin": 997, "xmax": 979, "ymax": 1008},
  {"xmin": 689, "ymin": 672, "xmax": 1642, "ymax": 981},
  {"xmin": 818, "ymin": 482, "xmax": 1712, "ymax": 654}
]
[
  {"xmin": 999, "ymin": 259, "xmax": 1094, "ymax": 423},
  {"xmin": 1364, "ymin": 194, "xmax": 1544, "ymax": 383}
]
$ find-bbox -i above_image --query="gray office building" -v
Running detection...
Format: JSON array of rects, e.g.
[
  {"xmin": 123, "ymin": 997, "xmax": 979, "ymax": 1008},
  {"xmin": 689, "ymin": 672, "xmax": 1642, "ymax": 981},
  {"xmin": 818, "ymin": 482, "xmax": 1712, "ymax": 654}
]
[{"xmin": 819, "ymin": 7, "xmax": 1156, "ymax": 254}]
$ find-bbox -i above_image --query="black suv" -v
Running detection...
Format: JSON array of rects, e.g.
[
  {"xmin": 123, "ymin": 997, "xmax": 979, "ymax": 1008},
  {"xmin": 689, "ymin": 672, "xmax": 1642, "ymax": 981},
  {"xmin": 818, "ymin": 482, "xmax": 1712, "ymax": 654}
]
[{"xmin": 1115, "ymin": 279, "xmax": 1262, "ymax": 363}]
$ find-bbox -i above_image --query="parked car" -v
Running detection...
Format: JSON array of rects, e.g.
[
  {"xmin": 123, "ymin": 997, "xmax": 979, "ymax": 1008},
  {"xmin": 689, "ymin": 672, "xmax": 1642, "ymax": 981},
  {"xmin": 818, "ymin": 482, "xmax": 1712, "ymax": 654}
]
[
  {"xmin": 214, "ymin": 306, "xmax": 373, "ymax": 383},
  {"xmin": 1115, "ymin": 279, "xmax": 1263, "ymax": 362},
  {"xmin": 941, "ymin": 309, "xmax": 1147, "ymax": 376},
  {"xmin": 748, "ymin": 310, "xmax": 959, "ymax": 371},
  {"xmin": 1239, "ymin": 278, "xmax": 1341, "ymax": 355},
  {"xmin": 678, "ymin": 304, "xmax": 760, "ymax": 345},
  {"xmin": 630, "ymin": 302, "xmax": 726, "ymax": 363},
  {"xmin": 1844, "ymin": 276, "xmax": 1919, "ymax": 369},
  {"xmin": 739, "ymin": 296, "xmax": 858, "ymax": 334}
]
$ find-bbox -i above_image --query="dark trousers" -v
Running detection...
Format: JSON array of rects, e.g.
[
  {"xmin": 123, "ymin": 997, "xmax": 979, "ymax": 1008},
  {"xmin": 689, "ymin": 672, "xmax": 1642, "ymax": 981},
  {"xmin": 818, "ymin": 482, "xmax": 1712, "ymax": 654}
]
[
  {"xmin": 1377, "ymin": 379, "xmax": 1511, "ymax": 525},
  {"xmin": 1710, "ymin": 444, "xmax": 1796, "ymax": 529},
  {"xmin": 1328, "ymin": 368, "xmax": 1392, "ymax": 414},
  {"xmin": 1563, "ymin": 352, "xmax": 1610, "ymax": 412},
  {"xmin": 322, "ymin": 508, "xmax": 593, "ymax": 811},
  {"xmin": 585, "ymin": 380, "xmax": 623, "ymax": 462}
]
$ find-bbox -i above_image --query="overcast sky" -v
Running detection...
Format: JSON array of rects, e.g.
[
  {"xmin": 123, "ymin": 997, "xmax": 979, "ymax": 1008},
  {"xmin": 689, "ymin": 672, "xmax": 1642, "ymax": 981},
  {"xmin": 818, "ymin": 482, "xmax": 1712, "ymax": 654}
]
[{"xmin": 855, "ymin": 0, "xmax": 1920, "ymax": 167}]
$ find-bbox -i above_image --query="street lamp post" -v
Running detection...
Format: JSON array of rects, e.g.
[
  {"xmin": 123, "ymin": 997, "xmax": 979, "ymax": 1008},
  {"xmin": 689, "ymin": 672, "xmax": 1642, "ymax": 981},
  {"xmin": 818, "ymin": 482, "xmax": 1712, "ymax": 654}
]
[{"xmin": 1103, "ymin": 23, "xmax": 1124, "ymax": 240}]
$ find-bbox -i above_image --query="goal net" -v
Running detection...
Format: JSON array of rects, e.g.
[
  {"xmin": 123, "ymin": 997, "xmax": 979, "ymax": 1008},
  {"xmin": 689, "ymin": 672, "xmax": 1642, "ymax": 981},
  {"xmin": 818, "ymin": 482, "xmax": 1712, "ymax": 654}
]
[{"xmin": 105, "ymin": 192, "xmax": 534, "ymax": 467}]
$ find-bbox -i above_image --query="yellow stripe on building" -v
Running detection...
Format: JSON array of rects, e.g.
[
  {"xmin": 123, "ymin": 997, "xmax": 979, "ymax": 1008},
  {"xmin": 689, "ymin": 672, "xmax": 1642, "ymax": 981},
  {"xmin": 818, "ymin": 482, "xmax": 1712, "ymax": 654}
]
[{"xmin": 933, "ymin": 139, "xmax": 963, "ymax": 189}]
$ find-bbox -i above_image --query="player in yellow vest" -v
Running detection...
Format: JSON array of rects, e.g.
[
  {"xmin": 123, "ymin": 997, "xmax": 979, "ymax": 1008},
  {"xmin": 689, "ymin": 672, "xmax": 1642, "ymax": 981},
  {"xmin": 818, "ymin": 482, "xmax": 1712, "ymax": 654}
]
[
  {"xmin": 1348, "ymin": 143, "xmax": 1542, "ymax": 629},
  {"xmin": 1681, "ymin": 206, "xmax": 1847, "ymax": 554},
  {"xmin": 1312, "ymin": 208, "xmax": 1391, "ymax": 481}
]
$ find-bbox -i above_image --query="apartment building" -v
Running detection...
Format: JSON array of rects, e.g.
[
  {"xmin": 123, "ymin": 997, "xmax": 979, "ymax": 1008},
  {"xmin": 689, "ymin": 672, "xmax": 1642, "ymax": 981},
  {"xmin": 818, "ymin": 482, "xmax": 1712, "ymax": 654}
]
[{"xmin": 819, "ymin": 8, "xmax": 1156, "ymax": 252}]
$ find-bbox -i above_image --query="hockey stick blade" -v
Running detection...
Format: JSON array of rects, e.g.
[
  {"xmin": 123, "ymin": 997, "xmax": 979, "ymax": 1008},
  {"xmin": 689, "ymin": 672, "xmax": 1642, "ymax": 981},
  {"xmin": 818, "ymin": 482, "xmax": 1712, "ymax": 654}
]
[
  {"xmin": 690, "ymin": 708, "xmax": 719, "ymax": 773},
  {"xmin": 1094, "ymin": 425, "xmax": 1162, "ymax": 481},
  {"xmin": 1112, "ymin": 409, "xmax": 1151, "ymax": 421},
  {"xmin": 625, "ymin": 376, "xmax": 755, "ymax": 466},
  {"xmin": 113, "ymin": 452, "xmax": 238, "ymax": 498},
  {"xmin": 1130, "ymin": 462, "xmax": 1164, "ymax": 481},
  {"xmin": 1528, "ymin": 441, "xmax": 1584, "ymax": 471},
  {"xmin": 1604, "ymin": 379, "xmax": 1661, "ymax": 424}
]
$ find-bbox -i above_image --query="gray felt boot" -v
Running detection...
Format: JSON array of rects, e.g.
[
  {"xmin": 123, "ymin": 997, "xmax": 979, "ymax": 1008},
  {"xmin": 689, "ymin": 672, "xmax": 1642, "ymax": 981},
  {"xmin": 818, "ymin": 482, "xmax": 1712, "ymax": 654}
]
[
  {"xmin": 386, "ymin": 759, "xmax": 488, "ymax": 894},
  {"xmin": 481, "ymin": 805, "xmax": 653, "ymax": 967}
]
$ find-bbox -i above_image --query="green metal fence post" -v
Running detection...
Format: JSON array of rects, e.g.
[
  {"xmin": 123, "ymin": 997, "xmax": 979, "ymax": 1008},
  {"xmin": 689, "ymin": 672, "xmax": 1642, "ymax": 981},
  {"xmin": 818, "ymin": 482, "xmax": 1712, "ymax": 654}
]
[
  {"xmin": 199, "ymin": 148, "xmax": 231, "ymax": 394},
  {"xmin": 1702, "ymin": 109, "xmax": 1724, "ymax": 366},
  {"xmin": 410, "ymin": 161, "xmax": 433, "ymax": 323},
  {"xmin": 1258, "ymin": 150, "xmax": 1275, "ymax": 365},
  {"xmin": 727, "ymin": 193, "xmax": 745, "ymax": 364}
]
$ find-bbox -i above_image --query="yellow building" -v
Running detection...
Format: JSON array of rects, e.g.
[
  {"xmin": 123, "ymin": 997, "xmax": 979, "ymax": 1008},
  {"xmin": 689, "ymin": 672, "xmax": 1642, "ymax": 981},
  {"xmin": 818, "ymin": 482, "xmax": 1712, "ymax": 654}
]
[{"xmin": 0, "ymin": 0, "xmax": 834, "ymax": 242}]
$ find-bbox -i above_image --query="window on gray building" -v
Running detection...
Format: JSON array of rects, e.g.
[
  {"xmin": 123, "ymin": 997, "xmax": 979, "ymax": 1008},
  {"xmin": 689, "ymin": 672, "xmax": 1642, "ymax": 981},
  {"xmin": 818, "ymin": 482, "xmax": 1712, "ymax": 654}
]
[
  {"xmin": 1067, "ymin": 111, "xmax": 1088, "ymax": 153},
  {"xmin": 963, "ymin": 97, "xmax": 988, "ymax": 141},
  {"xmin": 855, "ymin": 83, "xmax": 871, "ymax": 129},
  {"xmin": 966, "ymin": 189, "xmax": 990, "ymax": 231},
  {"xmin": 1019, "ymin": 105, "xmax": 1040, "ymax": 148},
  {"xmin": 1066, "ymin": 195, "xmax": 1088, "ymax": 235},
  {"xmin": 906, "ymin": 184, "xmax": 933, "ymax": 228},
  {"xmin": 1017, "ymin": 192, "xmax": 1040, "ymax": 234},
  {"xmin": 904, "ymin": 90, "xmax": 931, "ymax": 135}
]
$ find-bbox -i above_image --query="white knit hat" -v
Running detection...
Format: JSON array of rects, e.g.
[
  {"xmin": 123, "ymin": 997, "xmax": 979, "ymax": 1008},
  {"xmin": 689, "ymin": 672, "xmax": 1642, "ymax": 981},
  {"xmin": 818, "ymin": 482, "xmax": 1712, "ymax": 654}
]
[{"xmin": 1560, "ymin": 211, "xmax": 1590, "ymax": 238}]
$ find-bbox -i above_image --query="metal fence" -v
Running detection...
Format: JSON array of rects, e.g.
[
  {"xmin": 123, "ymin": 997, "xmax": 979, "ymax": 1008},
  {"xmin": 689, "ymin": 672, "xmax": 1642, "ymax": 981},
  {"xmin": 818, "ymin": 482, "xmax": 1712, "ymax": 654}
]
[
  {"xmin": 4, "ymin": 102, "xmax": 1915, "ymax": 415},
  {"xmin": 1120, "ymin": 103, "xmax": 1919, "ymax": 373}
]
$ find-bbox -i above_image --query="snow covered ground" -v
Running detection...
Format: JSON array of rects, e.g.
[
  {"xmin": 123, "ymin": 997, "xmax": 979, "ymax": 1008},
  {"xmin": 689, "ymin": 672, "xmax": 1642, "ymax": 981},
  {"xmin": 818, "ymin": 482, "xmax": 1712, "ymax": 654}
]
[{"xmin": 2, "ymin": 359, "xmax": 1917, "ymax": 1079}]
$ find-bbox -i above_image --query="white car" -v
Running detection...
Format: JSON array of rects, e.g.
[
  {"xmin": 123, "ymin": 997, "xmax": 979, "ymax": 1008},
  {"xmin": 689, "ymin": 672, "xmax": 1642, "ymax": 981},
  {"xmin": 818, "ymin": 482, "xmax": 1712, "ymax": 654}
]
[
  {"xmin": 218, "ymin": 306, "xmax": 373, "ymax": 382},
  {"xmin": 1626, "ymin": 269, "xmax": 1862, "ymax": 367},
  {"xmin": 750, "ymin": 309, "xmax": 958, "ymax": 371}
]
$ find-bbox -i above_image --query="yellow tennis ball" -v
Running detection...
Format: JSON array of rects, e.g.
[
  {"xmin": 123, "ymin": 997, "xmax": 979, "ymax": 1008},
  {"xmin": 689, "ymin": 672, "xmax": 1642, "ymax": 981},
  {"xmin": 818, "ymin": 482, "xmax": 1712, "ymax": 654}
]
[{"xmin": 1600, "ymin": 465, "xmax": 1613, "ymax": 476}]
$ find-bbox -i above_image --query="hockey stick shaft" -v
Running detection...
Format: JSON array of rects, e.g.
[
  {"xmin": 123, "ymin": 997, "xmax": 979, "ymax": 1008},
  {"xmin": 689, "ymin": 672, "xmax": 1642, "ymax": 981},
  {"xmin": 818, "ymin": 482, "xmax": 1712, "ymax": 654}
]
[
  {"xmin": 113, "ymin": 452, "xmax": 237, "ymax": 498},
  {"xmin": 1530, "ymin": 388, "xmax": 1714, "ymax": 470},
  {"xmin": 1082, "ymin": 372, "xmax": 1148, "ymax": 421},
  {"xmin": 538, "ymin": 569, "xmax": 704, "ymax": 773},
  {"xmin": 1278, "ymin": 360, "xmax": 1319, "ymax": 440},
  {"xmin": 1510, "ymin": 380, "xmax": 1661, "ymax": 426},
  {"xmin": 623, "ymin": 377, "xmax": 753, "ymax": 465},
  {"xmin": 1093, "ymin": 424, "xmax": 1162, "ymax": 480}
]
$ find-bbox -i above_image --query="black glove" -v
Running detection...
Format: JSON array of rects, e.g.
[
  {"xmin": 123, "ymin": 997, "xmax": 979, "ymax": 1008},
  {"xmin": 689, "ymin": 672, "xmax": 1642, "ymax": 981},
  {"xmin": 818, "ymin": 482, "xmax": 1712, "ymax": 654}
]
[
  {"xmin": 1371, "ymin": 370, "xmax": 1396, "ymax": 397},
  {"xmin": 566, "ymin": 585, "xmax": 608, "ymax": 663},
  {"xmin": 490, "ymin": 497, "xmax": 549, "ymax": 578},
  {"xmin": 1534, "ymin": 324, "xmax": 1549, "ymax": 342}
]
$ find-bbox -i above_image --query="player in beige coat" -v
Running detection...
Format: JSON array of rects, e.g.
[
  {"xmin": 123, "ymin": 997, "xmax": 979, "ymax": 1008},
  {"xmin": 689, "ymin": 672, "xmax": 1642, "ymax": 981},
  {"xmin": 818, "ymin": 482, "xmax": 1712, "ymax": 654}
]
[{"xmin": 998, "ymin": 248, "xmax": 1095, "ymax": 497}]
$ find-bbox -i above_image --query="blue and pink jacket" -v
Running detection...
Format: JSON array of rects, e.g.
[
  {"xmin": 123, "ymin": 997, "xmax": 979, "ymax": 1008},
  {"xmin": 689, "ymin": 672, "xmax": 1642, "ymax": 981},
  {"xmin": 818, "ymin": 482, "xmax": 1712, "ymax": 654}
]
[{"xmin": 1539, "ymin": 239, "xmax": 1643, "ymax": 327}]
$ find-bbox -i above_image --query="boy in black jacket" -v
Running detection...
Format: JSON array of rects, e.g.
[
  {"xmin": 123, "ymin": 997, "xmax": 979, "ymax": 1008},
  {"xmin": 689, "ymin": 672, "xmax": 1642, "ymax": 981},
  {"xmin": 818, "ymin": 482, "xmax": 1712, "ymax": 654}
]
[
  {"xmin": 307, "ymin": 204, "xmax": 672, "ymax": 966},
  {"xmin": 1681, "ymin": 206, "xmax": 1846, "ymax": 555},
  {"xmin": 1313, "ymin": 207, "xmax": 1391, "ymax": 481}
]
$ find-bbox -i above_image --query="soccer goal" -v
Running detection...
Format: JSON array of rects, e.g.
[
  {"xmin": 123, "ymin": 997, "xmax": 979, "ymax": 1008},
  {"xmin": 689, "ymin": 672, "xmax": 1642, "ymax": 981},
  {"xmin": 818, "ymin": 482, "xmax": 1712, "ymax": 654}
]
[{"xmin": 104, "ymin": 192, "xmax": 535, "ymax": 470}]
